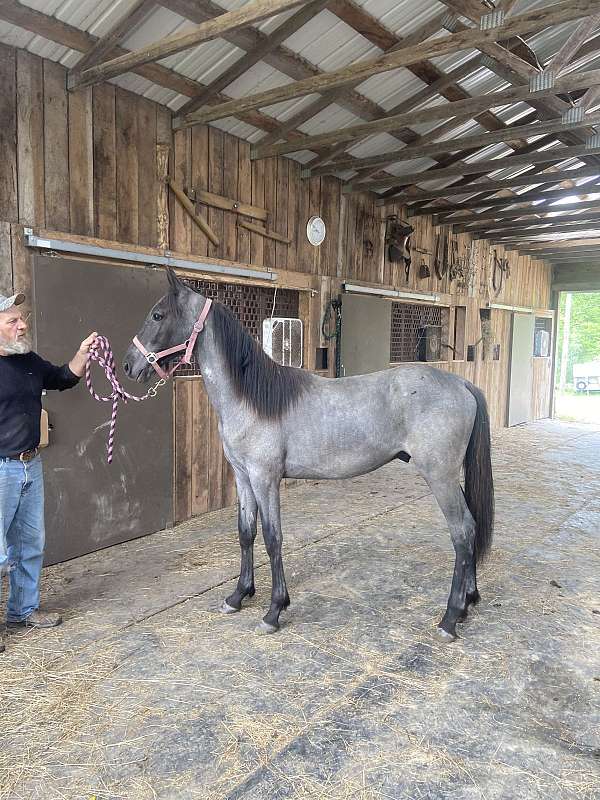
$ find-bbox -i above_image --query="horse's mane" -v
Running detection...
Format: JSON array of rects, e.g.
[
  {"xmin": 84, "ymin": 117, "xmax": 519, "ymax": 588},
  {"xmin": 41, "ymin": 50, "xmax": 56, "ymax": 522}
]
[{"xmin": 182, "ymin": 289, "xmax": 309, "ymax": 419}]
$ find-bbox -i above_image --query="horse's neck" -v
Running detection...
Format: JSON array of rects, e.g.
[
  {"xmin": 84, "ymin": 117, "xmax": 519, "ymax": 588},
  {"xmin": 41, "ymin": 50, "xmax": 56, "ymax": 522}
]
[{"xmin": 193, "ymin": 322, "xmax": 237, "ymax": 419}]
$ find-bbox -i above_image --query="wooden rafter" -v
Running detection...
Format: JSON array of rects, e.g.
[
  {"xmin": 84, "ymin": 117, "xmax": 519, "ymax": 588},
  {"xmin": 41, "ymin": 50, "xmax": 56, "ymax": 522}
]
[
  {"xmin": 179, "ymin": 0, "xmax": 599, "ymax": 126},
  {"xmin": 338, "ymin": 113, "xmax": 600, "ymax": 189},
  {"xmin": 343, "ymin": 146, "xmax": 600, "ymax": 195},
  {"xmin": 162, "ymin": 0, "xmax": 394, "ymax": 124},
  {"xmin": 542, "ymin": 12, "xmax": 600, "ymax": 76},
  {"xmin": 255, "ymin": 68, "xmax": 600, "ymax": 161},
  {"xmin": 410, "ymin": 1, "xmax": 600, "ymax": 209},
  {"xmin": 73, "ymin": 0, "xmax": 155, "ymax": 74},
  {"xmin": 386, "ymin": 163, "xmax": 600, "ymax": 204},
  {"xmin": 0, "ymin": 0, "xmax": 297, "ymax": 135},
  {"xmin": 507, "ymin": 237, "xmax": 600, "ymax": 250},
  {"xmin": 411, "ymin": 182, "xmax": 600, "ymax": 217},
  {"xmin": 448, "ymin": 200, "xmax": 600, "ymax": 229},
  {"xmin": 253, "ymin": 12, "xmax": 482, "ymax": 160},
  {"xmin": 175, "ymin": 0, "xmax": 329, "ymax": 118},
  {"xmin": 71, "ymin": 0, "xmax": 311, "ymax": 89},
  {"xmin": 472, "ymin": 214, "xmax": 600, "ymax": 236}
]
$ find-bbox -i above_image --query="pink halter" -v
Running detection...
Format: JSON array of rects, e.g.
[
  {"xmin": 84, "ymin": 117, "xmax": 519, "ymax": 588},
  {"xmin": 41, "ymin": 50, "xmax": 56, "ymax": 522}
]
[{"xmin": 133, "ymin": 298, "xmax": 212, "ymax": 380}]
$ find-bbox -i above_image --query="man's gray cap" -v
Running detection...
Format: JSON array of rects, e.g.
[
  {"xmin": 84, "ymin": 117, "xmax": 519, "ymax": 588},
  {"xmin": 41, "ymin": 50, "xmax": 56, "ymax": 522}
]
[{"xmin": 0, "ymin": 292, "xmax": 26, "ymax": 312}]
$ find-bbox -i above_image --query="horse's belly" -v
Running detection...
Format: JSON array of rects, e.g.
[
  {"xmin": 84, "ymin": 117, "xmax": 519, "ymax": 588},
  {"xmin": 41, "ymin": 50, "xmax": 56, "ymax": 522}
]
[{"xmin": 284, "ymin": 443, "xmax": 398, "ymax": 480}]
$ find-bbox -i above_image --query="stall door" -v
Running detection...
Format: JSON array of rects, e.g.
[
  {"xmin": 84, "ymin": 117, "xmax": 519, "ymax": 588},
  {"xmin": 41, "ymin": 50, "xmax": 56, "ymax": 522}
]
[
  {"xmin": 507, "ymin": 312, "xmax": 534, "ymax": 427},
  {"xmin": 340, "ymin": 294, "xmax": 391, "ymax": 377},
  {"xmin": 33, "ymin": 257, "xmax": 173, "ymax": 564}
]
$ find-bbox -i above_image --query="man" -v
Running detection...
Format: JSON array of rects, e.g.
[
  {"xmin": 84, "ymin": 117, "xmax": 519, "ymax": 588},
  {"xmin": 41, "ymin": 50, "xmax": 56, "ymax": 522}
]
[{"xmin": 0, "ymin": 290, "xmax": 96, "ymax": 653}]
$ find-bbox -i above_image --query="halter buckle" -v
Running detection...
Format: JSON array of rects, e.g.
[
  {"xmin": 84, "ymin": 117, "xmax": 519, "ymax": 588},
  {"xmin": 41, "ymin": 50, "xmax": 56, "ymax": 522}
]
[{"xmin": 145, "ymin": 352, "xmax": 158, "ymax": 364}]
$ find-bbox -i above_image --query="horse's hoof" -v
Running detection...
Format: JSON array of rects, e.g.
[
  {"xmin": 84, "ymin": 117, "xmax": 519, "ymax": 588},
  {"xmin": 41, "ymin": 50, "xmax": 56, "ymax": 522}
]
[
  {"xmin": 434, "ymin": 625, "xmax": 457, "ymax": 643},
  {"xmin": 255, "ymin": 620, "xmax": 279, "ymax": 635},
  {"xmin": 219, "ymin": 600, "xmax": 239, "ymax": 615}
]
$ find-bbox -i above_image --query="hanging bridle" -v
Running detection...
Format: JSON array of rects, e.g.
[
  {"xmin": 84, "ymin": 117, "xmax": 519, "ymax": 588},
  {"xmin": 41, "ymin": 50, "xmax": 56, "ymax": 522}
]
[{"xmin": 133, "ymin": 298, "xmax": 213, "ymax": 380}]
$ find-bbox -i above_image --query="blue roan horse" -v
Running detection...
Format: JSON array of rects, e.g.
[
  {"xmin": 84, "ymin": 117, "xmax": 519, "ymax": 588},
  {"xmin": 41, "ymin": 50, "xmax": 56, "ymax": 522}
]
[{"xmin": 124, "ymin": 270, "xmax": 494, "ymax": 642}]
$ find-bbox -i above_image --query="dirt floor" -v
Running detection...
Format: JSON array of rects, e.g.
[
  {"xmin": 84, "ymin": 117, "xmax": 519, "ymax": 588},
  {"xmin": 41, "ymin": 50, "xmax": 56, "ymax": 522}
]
[{"xmin": 1, "ymin": 420, "xmax": 599, "ymax": 800}]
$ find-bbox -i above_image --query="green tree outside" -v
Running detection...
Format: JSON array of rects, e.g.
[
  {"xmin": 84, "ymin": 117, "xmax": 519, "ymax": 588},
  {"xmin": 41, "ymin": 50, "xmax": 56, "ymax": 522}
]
[{"xmin": 556, "ymin": 292, "xmax": 600, "ymax": 385}]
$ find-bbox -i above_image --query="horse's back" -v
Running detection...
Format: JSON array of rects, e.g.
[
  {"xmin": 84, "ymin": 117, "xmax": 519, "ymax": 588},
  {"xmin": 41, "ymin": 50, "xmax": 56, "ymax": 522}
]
[{"xmin": 275, "ymin": 364, "xmax": 477, "ymax": 480}]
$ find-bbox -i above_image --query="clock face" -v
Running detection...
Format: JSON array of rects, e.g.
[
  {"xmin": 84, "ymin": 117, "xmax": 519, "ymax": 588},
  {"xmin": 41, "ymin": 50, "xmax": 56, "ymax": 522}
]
[{"xmin": 307, "ymin": 215, "xmax": 326, "ymax": 246}]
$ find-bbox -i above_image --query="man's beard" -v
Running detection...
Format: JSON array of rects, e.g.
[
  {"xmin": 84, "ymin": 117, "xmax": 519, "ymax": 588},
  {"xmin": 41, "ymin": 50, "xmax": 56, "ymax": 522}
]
[{"xmin": 0, "ymin": 334, "xmax": 32, "ymax": 355}]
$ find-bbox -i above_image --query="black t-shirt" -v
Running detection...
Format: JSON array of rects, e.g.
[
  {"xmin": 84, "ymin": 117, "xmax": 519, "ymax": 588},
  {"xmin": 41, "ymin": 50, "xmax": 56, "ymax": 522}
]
[{"xmin": 0, "ymin": 352, "xmax": 79, "ymax": 456}]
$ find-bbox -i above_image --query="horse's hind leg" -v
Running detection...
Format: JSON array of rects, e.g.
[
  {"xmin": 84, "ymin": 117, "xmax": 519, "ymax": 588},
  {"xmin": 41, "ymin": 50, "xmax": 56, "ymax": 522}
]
[
  {"xmin": 250, "ymin": 474, "xmax": 289, "ymax": 635},
  {"xmin": 220, "ymin": 473, "xmax": 258, "ymax": 614},
  {"xmin": 425, "ymin": 474, "xmax": 477, "ymax": 642}
]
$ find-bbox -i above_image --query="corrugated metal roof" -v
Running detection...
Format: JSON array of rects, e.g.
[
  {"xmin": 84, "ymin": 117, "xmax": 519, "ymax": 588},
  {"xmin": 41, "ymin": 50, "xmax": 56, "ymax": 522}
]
[{"xmin": 1, "ymin": 0, "xmax": 598, "ymax": 191}]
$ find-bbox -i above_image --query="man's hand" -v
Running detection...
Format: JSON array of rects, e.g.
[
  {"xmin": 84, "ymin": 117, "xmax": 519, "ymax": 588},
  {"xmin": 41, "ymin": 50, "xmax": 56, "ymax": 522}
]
[
  {"xmin": 78, "ymin": 332, "xmax": 98, "ymax": 355},
  {"xmin": 69, "ymin": 331, "xmax": 98, "ymax": 377}
]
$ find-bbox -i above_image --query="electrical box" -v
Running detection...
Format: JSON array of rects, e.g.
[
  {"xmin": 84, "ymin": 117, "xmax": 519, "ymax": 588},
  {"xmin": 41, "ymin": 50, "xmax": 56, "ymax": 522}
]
[
  {"xmin": 417, "ymin": 324, "xmax": 442, "ymax": 362},
  {"xmin": 262, "ymin": 318, "xmax": 303, "ymax": 368}
]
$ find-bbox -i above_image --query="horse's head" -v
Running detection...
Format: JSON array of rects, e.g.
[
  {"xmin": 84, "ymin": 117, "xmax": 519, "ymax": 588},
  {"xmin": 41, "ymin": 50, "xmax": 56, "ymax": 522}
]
[{"xmin": 123, "ymin": 268, "xmax": 201, "ymax": 382}]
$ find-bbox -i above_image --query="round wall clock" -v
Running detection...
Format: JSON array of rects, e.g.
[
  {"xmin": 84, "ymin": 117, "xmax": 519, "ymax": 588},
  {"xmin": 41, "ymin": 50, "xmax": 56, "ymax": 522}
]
[{"xmin": 307, "ymin": 215, "xmax": 326, "ymax": 246}]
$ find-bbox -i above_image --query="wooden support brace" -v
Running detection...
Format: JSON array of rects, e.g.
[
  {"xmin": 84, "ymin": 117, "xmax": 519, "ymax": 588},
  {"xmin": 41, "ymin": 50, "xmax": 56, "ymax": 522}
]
[
  {"xmin": 156, "ymin": 144, "xmax": 170, "ymax": 249},
  {"xmin": 191, "ymin": 188, "xmax": 268, "ymax": 222},
  {"xmin": 237, "ymin": 219, "xmax": 291, "ymax": 244},
  {"xmin": 168, "ymin": 177, "xmax": 220, "ymax": 247}
]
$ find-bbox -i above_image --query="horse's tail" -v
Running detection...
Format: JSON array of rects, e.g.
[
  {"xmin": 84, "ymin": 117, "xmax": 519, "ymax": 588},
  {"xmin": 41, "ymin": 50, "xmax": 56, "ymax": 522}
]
[{"xmin": 463, "ymin": 383, "xmax": 494, "ymax": 564}]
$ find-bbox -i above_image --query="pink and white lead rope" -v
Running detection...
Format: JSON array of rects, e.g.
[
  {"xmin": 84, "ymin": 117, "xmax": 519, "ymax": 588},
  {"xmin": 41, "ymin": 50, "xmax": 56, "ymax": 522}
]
[{"xmin": 85, "ymin": 335, "xmax": 164, "ymax": 463}]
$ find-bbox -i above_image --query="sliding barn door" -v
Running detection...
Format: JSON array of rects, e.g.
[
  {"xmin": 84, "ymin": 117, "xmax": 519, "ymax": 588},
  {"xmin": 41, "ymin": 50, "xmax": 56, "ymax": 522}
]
[
  {"xmin": 507, "ymin": 312, "xmax": 534, "ymax": 427},
  {"xmin": 33, "ymin": 256, "xmax": 172, "ymax": 564},
  {"xmin": 340, "ymin": 293, "xmax": 391, "ymax": 376}
]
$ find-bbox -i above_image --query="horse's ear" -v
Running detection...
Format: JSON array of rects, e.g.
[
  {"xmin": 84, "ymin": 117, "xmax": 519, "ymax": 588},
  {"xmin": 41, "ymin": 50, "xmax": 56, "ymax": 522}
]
[{"xmin": 166, "ymin": 267, "xmax": 183, "ymax": 293}]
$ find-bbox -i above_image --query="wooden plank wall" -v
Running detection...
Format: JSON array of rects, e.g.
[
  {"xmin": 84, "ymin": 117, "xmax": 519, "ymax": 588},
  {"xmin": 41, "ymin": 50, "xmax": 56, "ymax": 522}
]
[{"xmin": 0, "ymin": 44, "xmax": 555, "ymax": 527}]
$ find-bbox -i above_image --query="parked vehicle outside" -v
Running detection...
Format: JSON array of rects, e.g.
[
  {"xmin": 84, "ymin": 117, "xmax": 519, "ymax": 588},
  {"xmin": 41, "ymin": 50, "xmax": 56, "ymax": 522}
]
[{"xmin": 573, "ymin": 360, "xmax": 600, "ymax": 392}]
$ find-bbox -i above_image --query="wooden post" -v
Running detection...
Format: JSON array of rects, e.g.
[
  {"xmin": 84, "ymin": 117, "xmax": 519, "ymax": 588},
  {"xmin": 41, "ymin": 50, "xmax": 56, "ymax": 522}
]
[
  {"xmin": 156, "ymin": 144, "xmax": 170, "ymax": 250},
  {"xmin": 559, "ymin": 291, "xmax": 572, "ymax": 391}
]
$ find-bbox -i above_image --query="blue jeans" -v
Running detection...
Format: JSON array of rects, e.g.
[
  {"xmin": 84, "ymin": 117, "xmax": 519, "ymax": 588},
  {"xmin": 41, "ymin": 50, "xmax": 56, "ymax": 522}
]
[{"xmin": 0, "ymin": 455, "xmax": 45, "ymax": 622}]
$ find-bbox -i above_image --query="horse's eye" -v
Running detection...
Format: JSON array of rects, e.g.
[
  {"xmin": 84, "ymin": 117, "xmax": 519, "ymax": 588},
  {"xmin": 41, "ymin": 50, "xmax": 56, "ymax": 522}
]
[{"xmin": 153, "ymin": 312, "xmax": 163, "ymax": 321}]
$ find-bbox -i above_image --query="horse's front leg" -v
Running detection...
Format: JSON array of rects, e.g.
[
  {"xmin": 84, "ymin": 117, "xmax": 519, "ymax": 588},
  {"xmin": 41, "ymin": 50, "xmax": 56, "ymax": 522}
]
[
  {"xmin": 220, "ymin": 472, "xmax": 258, "ymax": 614},
  {"xmin": 251, "ymin": 474, "xmax": 289, "ymax": 634}
]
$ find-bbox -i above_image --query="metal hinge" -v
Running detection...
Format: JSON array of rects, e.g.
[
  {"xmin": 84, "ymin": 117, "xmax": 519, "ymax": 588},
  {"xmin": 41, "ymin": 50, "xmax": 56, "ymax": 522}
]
[
  {"xmin": 529, "ymin": 71, "xmax": 554, "ymax": 93},
  {"xmin": 562, "ymin": 105, "xmax": 586, "ymax": 125},
  {"xmin": 480, "ymin": 10, "xmax": 505, "ymax": 30},
  {"xmin": 586, "ymin": 132, "xmax": 600, "ymax": 149}
]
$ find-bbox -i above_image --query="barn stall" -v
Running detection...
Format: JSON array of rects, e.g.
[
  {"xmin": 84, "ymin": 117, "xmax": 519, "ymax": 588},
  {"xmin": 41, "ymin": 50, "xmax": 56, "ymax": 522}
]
[{"xmin": 0, "ymin": 0, "xmax": 599, "ymax": 797}]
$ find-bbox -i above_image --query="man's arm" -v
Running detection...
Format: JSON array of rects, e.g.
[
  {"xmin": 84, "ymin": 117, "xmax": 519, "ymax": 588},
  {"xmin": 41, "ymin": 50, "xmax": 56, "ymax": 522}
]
[{"xmin": 68, "ymin": 332, "xmax": 98, "ymax": 377}]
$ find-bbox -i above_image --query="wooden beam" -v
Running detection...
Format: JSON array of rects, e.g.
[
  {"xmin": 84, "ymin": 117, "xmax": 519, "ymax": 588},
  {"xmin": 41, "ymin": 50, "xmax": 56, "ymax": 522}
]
[
  {"xmin": 409, "ymin": 181, "xmax": 600, "ymax": 216},
  {"xmin": 581, "ymin": 85, "xmax": 600, "ymax": 112},
  {"xmin": 449, "ymin": 201, "xmax": 600, "ymax": 229},
  {"xmin": 168, "ymin": 178, "xmax": 220, "ymax": 247},
  {"xmin": 509, "ymin": 237, "xmax": 600, "ymax": 250},
  {"xmin": 353, "ymin": 160, "xmax": 590, "ymax": 198},
  {"xmin": 342, "ymin": 144, "xmax": 600, "ymax": 195},
  {"xmin": 0, "ymin": 0, "xmax": 292, "ymax": 134},
  {"xmin": 384, "ymin": 164, "xmax": 600, "ymax": 204},
  {"xmin": 253, "ymin": 13, "xmax": 480, "ymax": 157},
  {"xmin": 474, "ymin": 218, "xmax": 600, "ymax": 239},
  {"xmin": 258, "ymin": 70, "xmax": 600, "ymax": 162},
  {"xmin": 543, "ymin": 12, "xmax": 600, "ymax": 76},
  {"xmin": 237, "ymin": 220, "xmax": 291, "ymax": 244},
  {"xmin": 175, "ymin": 0, "xmax": 328, "ymax": 117},
  {"xmin": 156, "ymin": 145, "xmax": 170, "ymax": 249},
  {"xmin": 181, "ymin": 0, "xmax": 600, "ymax": 126},
  {"xmin": 332, "ymin": 112, "xmax": 600, "ymax": 184},
  {"xmin": 73, "ymin": 0, "xmax": 155, "ymax": 74},
  {"xmin": 71, "ymin": 0, "xmax": 310, "ymax": 89},
  {"xmin": 440, "ymin": 7, "xmax": 600, "ymax": 176},
  {"xmin": 190, "ymin": 189, "xmax": 268, "ymax": 221}
]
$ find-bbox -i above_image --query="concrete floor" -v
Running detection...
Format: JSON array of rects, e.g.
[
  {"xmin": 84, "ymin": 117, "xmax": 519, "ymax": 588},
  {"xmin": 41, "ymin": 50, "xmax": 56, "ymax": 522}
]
[{"xmin": 1, "ymin": 420, "xmax": 599, "ymax": 800}]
